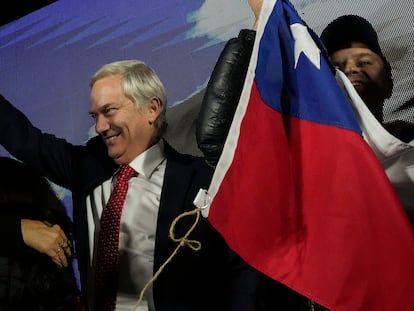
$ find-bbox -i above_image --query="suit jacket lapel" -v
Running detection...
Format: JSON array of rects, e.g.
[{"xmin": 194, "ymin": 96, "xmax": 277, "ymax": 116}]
[{"xmin": 154, "ymin": 141, "xmax": 196, "ymax": 269}]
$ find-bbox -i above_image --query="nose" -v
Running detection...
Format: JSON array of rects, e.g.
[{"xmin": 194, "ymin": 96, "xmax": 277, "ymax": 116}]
[
  {"xmin": 94, "ymin": 114, "xmax": 109, "ymax": 135},
  {"xmin": 342, "ymin": 60, "xmax": 360, "ymax": 75}
]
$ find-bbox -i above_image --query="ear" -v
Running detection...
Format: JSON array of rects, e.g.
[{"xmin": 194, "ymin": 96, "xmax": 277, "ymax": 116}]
[{"xmin": 147, "ymin": 97, "xmax": 161, "ymax": 123}]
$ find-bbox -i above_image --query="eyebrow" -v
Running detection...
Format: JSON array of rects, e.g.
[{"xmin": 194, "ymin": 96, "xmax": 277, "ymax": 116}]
[{"xmin": 89, "ymin": 103, "xmax": 113, "ymax": 115}]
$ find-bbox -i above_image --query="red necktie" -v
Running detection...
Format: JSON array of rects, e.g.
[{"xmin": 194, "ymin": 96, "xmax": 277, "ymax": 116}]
[{"xmin": 94, "ymin": 165, "xmax": 136, "ymax": 311}]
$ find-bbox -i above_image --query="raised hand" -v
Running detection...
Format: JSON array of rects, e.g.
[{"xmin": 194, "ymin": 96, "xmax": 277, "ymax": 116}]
[{"xmin": 248, "ymin": 0, "xmax": 263, "ymax": 30}]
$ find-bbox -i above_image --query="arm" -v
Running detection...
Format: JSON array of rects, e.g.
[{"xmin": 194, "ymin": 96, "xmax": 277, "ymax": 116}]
[
  {"xmin": 196, "ymin": 29, "xmax": 255, "ymax": 167},
  {"xmin": 195, "ymin": 0, "xmax": 262, "ymax": 167},
  {"xmin": 0, "ymin": 94, "xmax": 75, "ymax": 189},
  {"xmin": 248, "ymin": 0, "xmax": 263, "ymax": 30}
]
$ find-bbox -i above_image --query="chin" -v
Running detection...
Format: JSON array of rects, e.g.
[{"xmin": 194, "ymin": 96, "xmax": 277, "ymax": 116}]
[
  {"xmin": 354, "ymin": 87, "xmax": 366, "ymax": 97},
  {"xmin": 107, "ymin": 149, "xmax": 120, "ymax": 160}
]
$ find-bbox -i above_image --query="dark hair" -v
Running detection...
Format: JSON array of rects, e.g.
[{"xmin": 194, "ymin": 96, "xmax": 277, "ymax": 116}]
[{"xmin": 0, "ymin": 157, "xmax": 82, "ymax": 311}]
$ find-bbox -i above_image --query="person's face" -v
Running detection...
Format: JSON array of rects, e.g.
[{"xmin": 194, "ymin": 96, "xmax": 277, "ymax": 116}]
[
  {"xmin": 330, "ymin": 43, "xmax": 392, "ymax": 116},
  {"xmin": 89, "ymin": 74, "xmax": 160, "ymax": 165}
]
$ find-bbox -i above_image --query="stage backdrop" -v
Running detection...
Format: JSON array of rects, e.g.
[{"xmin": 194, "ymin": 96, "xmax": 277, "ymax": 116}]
[{"xmin": 0, "ymin": 0, "xmax": 413, "ymax": 207}]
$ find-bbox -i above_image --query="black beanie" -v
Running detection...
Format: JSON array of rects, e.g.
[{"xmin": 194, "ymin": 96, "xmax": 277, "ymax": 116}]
[{"xmin": 320, "ymin": 15, "xmax": 384, "ymax": 58}]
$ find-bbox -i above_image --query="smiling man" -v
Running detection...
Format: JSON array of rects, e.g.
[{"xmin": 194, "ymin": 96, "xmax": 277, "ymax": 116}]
[
  {"xmin": 0, "ymin": 59, "xmax": 276, "ymax": 311},
  {"xmin": 320, "ymin": 15, "xmax": 393, "ymax": 124}
]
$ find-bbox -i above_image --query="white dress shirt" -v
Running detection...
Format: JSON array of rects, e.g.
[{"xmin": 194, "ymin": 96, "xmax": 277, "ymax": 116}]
[{"xmin": 86, "ymin": 140, "xmax": 166, "ymax": 311}]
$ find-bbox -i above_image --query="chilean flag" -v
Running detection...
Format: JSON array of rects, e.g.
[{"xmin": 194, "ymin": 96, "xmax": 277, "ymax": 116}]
[{"xmin": 194, "ymin": 0, "xmax": 414, "ymax": 310}]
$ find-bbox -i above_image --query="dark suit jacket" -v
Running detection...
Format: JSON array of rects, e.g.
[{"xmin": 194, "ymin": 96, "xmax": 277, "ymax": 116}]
[{"xmin": 0, "ymin": 94, "xmax": 287, "ymax": 311}]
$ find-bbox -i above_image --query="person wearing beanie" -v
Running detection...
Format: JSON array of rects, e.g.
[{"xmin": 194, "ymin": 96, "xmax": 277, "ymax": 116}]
[{"xmin": 320, "ymin": 15, "xmax": 393, "ymax": 123}]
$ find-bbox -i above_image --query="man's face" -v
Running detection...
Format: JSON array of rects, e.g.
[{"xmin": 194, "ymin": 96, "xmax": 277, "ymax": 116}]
[
  {"xmin": 89, "ymin": 74, "xmax": 159, "ymax": 165},
  {"xmin": 330, "ymin": 43, "xmax": 392, "ymax": 118}
]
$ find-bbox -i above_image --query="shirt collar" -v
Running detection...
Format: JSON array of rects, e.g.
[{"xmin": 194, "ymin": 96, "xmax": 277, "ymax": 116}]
[{"xmin": 127, "ymin": 140, "xmax": 165, "ymax": 178}]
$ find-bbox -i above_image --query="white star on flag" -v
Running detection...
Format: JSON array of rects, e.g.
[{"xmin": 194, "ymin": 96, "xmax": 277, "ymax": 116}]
[{"xmin": 290, "ymin": 23, "xmax": 320, "ymax": 69}]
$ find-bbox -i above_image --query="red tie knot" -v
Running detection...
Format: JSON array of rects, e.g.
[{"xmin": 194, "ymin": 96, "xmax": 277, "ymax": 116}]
[{"xmin": 118, "ymin": 165, "xmax": 136, "ymax": 182}]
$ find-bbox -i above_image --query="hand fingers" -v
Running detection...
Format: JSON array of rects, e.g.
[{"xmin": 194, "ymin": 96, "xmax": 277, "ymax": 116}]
[
  {"xmin": 52, "ymin": 255, "xmax": 63, "ymax": 268},
  {"xmin": 52, "ymin": 247, "xmax": 67, "ymax": 269},
  {"xmin": 59, "ymin": 238, "xmax": 72, "ymax": 257},
  {"xmin": 50, "ymin": 224, "xmax": 72, "ymax": 259},
  {"xmin": 46, "ymin": 243, "xmax": 72, "ymax": 268},
  {"xmin": 55, "ymin": 246, "xmax": 69, "ymax": 268},
  {"xmin": 46, "ymin": 225, "xmax": 72, "ymax": 268},
  {"xmin": 21, "ymin": 221, "xmax": 73, "ymax": 268}
]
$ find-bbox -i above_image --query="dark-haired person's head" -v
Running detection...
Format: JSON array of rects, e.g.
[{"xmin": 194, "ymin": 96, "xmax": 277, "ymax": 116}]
[
  {"xmin": 0, "ymin": 157, "xmax": 70, "ymax": 230},
  {"xmin": 320, "ymin": 15, "xmax": 393, "ymax": 121},
  {"xmin": 0, "ymin": 157, "xmax": 82, "ymax": 311}
]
